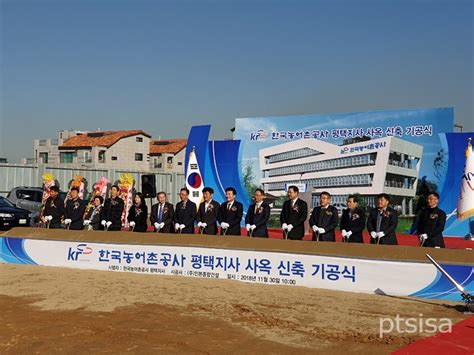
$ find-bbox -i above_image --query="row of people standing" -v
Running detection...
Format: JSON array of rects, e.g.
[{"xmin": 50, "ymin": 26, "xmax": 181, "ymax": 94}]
[
  {"xmin": 280, "ymin": 185, "xmax": 446, "ymax": 247},
  {"xmin": 126, "ymin": 186, "xmax": 271, "ymax": 237},
  {"xmin": 42, "ymin": 183, "xmax": 446, "ymax": 248}
]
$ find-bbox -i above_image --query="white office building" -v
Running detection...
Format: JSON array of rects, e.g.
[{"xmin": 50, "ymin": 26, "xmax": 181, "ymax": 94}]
[{"xmin": 259, "ymin": 137, "xmax": 423, "ymax": 215}]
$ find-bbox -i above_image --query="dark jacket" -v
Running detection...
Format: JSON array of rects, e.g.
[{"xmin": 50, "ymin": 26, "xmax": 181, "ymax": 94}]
[
  {"xmin": 65, "ymin": 198, "xmax": 86, "ymax": 230},
  {"xmin": 197, "ymin": 200, "xmax": 221, "ymax": 235},
  {"xmin": 279, "ymin": 198, "xmax": 308, "ymax": 240},
  {"xmin": 174, "ymin": 200, "xmax": 197, "ymax": 234},
  {"xmin": 219, "ymin": 200, "xmax": 243, "ymax": 235},
  {"xmin": 83, "ymin": 205, "xmax": 102, "ymax": 230},
  {"xmin": 43, "ymin": 197, "xmax": 65, "ymax": 229},
  {"xmin": 415, "ymin": 207, "xmax": 446, "ymax": 248},
  {"xmin": 309, "ymin": 205, "xmax": 339, "ymax": 242},
  {"xmin": 150, "ymin": 202, "xmax": 174, "ymax": 233},
  {"xmin": 245, "ymin": 202, "xmax": 270, "ymax": 238},
  {"xmin": 340, "ymin": 208, "xmax": 366, "ymax": 243},
  {"xmin": 101, "ymin": 197, "xmax": 125, "ymax": 231},
  {"xmin": 127, "ymin": 203, "xmax": 149, "ymax": 233},
  {"xmin": 367, "ymin": 207, "xmax": 398, "ymax": 245}
]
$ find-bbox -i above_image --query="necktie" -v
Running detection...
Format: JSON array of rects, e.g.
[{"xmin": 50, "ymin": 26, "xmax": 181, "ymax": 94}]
[
  {"xmin": 376, "ymin": 211, "xmax": 383, "ymax": 232},
  {"xmin": 227, "ymin": 202, "xmax": 231, "ymax": 211},
  {"xmin": 255, "ymin": 203, "xmax": 259, "ymax": 214},
  {"xmin": 158, "ymin": 204, "xmax": 163, "ymax": 223}
]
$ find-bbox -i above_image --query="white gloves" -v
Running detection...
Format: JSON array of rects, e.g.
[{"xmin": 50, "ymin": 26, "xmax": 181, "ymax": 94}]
[
  {"xmin": 64, "ymin": 219, "xmax": 72, "ymax": 225},
  {"xmin": 370, "ymin": 231, "xmax": 377, "ymax": 239},
  {"xmin": 346, "ymin": 230, "xmax": 352, "ymax": 237},
  {"xmin": 419, "ymin": 233, "xmax": 428, "ymax": 240},
  {"xmin": 287, "ymin": 224, "xmax": 293, "ymax": 232},
  {"xmin": 154, "ymin": 222, "xmax": 165, "ymax": 230},
  {"xmin": 83, "ymin": 220, "xmax": 90, "ymax": 226},
  {"xmin": 180, "ymin": 224, "xmax": 185, "ymax": 230},
  {"xmin": 282, "ymin": 223, "xmax": 288, "ymax": 230},
  {"xmin": 250, "ymin": 224, "xmax": 256, "ymax": 230},
  {"xmin": 101, "ymin": 220, "xmax": 107, "ymax": 226},
  {"xmin": 312, "ymin": 225, "xmax": 325, "ymax": 234},
  {"xmin": 45, "ymin": 215, "xmax": 53, "ymax": 221},
  {"xmin": 198, "ymin": 222, "xmax": 207, "ymax": 228},
  {"xmin": 129, "ymin": 221, "xmax": 136, "ymax": 227},
  {"xmin": 341, "ymin": 229, "xmax": 347, "ymax": 237},
  {"xmin": 246, "ymin": 224, "xmax": 251, "ymax": 231},
  {"xmin": 220, "ymin": 222, "xmax": 230, "ymax": 229},
  {"xmin": 106, "ymin": 221, "xmax": 112, "ymax": 228},
  {"xmin": 377, "ymin": 232, "xmax": 385, "ymax": 238},
  {"xmin": 175, "ymin": 223, "xmax": 180, "ymax": 230}
]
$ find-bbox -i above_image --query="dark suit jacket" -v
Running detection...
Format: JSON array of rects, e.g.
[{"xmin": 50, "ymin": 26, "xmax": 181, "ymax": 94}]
[
  {"xmin": 245, "ymin": 202, "xmax": 270, "ymax": 238},
  {"xmin": 279, "ymin": 198, "xmax": 308, "ymax": 240},
  {"xmin": 101, "ymin": 197, "xmax": 125, "ymax": 231},
  {"xmin": 309, "ymin": 205, "xmax": 339, "ymax": 242},
  {"xmin": 219, "ymin": 200, "xmax": 243, "ymax": 235},
  {"xmin": 43, "ymin": 197, "xmax": 65, "ymax": 229},
  {"xmin": 65, "ymin": 198, "xmax": 86, "ymax": 230},
  {"xmin": 150, "ymin": 202, "xmax": 174, "ymax": 233},
  {"xmin": 415, "ymin": 207, "xmax": 446, "ymax": 248},
  {"xmin": 197, "ymin": 200, "xmax": 221, "ymax": 235},
  {"xmin": 127, "ymin": 203, "xmax": 149, "ymax": 233},
  {"xmin": 174, "ymin": 200, "xmax": 197, "ymax": 234},
  {"xmin": 340, "ymin": 208, "xmax": 365, "ymax": 243},
  {"xmin": 367, "ymin": 207, "xmax": 398, "ymax": 245}
]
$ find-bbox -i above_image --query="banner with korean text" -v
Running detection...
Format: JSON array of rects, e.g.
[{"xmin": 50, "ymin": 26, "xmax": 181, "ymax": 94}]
[{"xmin": 2, "ymin": 236, "xmax": 472, "ymax": 301}]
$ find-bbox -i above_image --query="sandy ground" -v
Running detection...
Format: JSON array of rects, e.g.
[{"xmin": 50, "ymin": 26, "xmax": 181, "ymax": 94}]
[{"xmin": 0, "ymin": 263, "xmax": 470, "ymax": 354}]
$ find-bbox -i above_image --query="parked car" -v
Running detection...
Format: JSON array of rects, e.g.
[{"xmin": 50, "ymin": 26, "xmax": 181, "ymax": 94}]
[
  {"xmin": 0, "ymin": 196, "xmax": 30, "ymax": 230},
  {"xmin": 7, "ymin": 186, "xmax": 67, "ymax": 226}
]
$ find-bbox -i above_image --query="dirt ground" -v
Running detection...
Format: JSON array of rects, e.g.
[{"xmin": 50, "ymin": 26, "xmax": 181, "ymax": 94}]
[{"xmin": 0, "ymin": 263, "xmax": 470, "ymax": 354}]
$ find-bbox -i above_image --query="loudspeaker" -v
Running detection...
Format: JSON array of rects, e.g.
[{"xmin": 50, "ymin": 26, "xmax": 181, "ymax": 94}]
[{"xmin": 141, "ymin": 174, "xmax": 156, "ymax": 198}]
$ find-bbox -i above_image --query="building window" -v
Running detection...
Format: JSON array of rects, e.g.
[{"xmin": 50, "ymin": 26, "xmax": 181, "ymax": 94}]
[
  {"xmin": 98, "ymin": 150, "xmax": 106, "ymax": 163},
  {"xmin": 60, "ymin": 152, "xmax": 74, "ymax": 164},
  {"xmin": 84, "ymin": 151, "xmax": 92, "ymax": 163},
  {"xmin": 111, "ymin": 156, "xmax": 118, "ymax": 161},
  {"xmin": 136, "ymin": 137, "xmax": 143, "ymax": 142},
  {"xmin": 39, "ymin": 152, "xmax": 48, "ymax": 164},
  {"xmin": 135, "ymin": 153, "xmax": 143, "ymax": 161}
]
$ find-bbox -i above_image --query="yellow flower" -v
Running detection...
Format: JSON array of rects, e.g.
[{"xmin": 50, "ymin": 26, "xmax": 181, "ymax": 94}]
[{"xmin": 42, "ymin": 173, "xmax": 55, "ymax": 183}]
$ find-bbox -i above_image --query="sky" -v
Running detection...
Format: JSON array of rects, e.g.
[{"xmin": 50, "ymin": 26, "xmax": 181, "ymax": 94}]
[{"xmin": 1, "ymin": 0, "xmax": 472, "ymax": 163}]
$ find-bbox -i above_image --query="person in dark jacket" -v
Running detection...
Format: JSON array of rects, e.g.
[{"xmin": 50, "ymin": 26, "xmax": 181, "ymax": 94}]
[
  {"xmin": 83, "ymin": 196, "xmax": 103, "ymax": 230},
  {"xmin": 101, "ymin": 185, "xmax": 124, "ymax": 231},
  {"xmin": 415, "ymin": 192, "xmax": 446, "ymax": 248},
  {"xmin": 64, "ymin": 187, "xmax": 86, "ymax": 230},
  {"xmin": 367, "ymin": 193, "xmax": 398, "ymax": 245},
  {"xmin": 41, "ymin": 185, "xmax": 64, "ymax": 229},
  {"xmin": 174, "ymin": 188, "xmax": 197, "ymax": 234},
  {"xmin": 245, "ymin": 188, "xmax": 270, "ymax": 238},
  {"xmin": 150, "ymin": 191, "xmax": 174, "ymax": 233},
  {"xmin": 309, "ymin": 191, "xmax": 339, "ymax": 242},
  {"xmin": 340, "ymin": 194, "xmax": 365, "ymax": 243},
  {"xmin": 280, "ymin": 185, "xmax": 308, "ymax": 240},
  {"xmin": 219, "ymin": 187, "xmax": 243, "ymax": 236},
  {"xmin": 127, "ymin": 192, "xmax": 148, "ymax": 233},
  {"xmin": 197, "ymin": 187, "xmax": 221, "ymax": 235}
]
